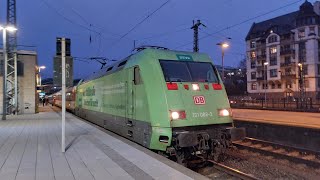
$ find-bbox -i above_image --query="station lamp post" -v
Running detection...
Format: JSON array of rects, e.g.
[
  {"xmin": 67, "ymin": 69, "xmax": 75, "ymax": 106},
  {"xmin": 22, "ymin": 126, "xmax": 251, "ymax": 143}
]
[
  {"xmin": 38, "ymin": 66, "xmax": 46, "ymax": 86},
  {"xmin": 216, "ymin": 42, "xmax": 229, "ymax": 81},
  {"xmin": 263, "ymin": 62, "xmax": 269, "ymax": 106},
  {"xmin": 1, "ymin": 25, "xmax": 17, "ymax": 120},
  {"xmin": 298, "ymin": 63, "xmax": 305, "ymax": 107}
]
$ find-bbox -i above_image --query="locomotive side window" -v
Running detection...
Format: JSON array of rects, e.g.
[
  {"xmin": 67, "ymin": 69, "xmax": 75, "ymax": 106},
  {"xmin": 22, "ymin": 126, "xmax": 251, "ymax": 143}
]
[
  {"xmin": 134, "ymin": 67, "xmax": 143, "ymax": 85},
  {"xmin": 159, "ymin": 60, "xmax": 219, "ymax": 83}
]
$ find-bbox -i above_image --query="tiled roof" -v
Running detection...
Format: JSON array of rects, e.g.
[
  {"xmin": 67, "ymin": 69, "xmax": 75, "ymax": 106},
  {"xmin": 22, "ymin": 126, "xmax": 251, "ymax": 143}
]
[{"xmin": 245, "ymin": 11, "xmax": 299, "ymax": 41}]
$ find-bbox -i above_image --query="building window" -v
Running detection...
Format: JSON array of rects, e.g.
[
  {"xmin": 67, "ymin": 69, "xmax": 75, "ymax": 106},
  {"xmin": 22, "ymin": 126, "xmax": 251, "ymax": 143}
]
[
  {"xmin": 250, "ymin": 41, "xmax": 256, "ymax": 48},
  {"xmin": 299, "ymin": 42, "xmax": 306, "ymax": 62},
  {"xmin": 285, "ymin": 56, "xmax": 291, "ymax": 64},
  {"xmin": 270, "ymin": 69, "xmax": 278, "ymax": 77},
  {"xmin": 285, "ymin": 68, "xmax": 291, "ymax": 75},
  {"xmin": 251, "ymin": 83, "xmax": 257, "ymax": 90},
  {"xmin": 262, "ymin": 83, "xmax": 268, "ymax": 89},
  {"xmin": 304, "ymin": 80, "xmax": 309, "ymax": 88},
  {"xmin": 318, "ymin": 64, "xmax": 320, "ymax": 75},
  {"xmin": 303, "ymin": 65, "xmax": 308, "ymax": 75},
  {"xmin": 268, "ymin": 35, "xmax": 278, "ymax": 43},
  {"xmin": 270, "ymin": 57, "xmax": 277, "ymax": 66},
  {"xmin": 310, "ymin": 26, "xmax": 315, "ymax": 34},
  {"xmin": 251, "ymin": 61, "xmax": 256, "ymax": 69},
  {"xmin": 277, "ymin": 83, "xmax": 282, "ymax": 89},
  {"xmin": 270, "ymin": 46, "xmax": 277, "ymax": 54},
  {"xmin": 251, "ymin": 72, "xmax": 256, "ymax": 79},
  {"xmin": 286, "ymin": 82, "xmax": 292, "ymax": 88},
  {"xmin": 250, "ymin": 51, "xmax": 256, "ymax": 58},
  {"xmin": 298, "ymin": 29, "xmax": 305, "ymax": 38},
  {"xmin": 271, "ymin": 83, "xmax": 276, "ymax": 89}
]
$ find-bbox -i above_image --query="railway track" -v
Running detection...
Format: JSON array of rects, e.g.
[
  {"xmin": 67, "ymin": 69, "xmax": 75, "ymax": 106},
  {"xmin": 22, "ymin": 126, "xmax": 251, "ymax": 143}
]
[
  {"xmin": 233, "ymin": 137, "xmax": 320, "ymax": 168},
  {"xmin": 205, "ymin": 160, "xmax": 258, "ymax": 180}
]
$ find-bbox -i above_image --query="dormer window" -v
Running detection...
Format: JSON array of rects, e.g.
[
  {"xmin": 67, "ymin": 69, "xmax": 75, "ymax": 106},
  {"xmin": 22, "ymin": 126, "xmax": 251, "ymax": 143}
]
[{"xmin": 268, "ymin": 35, "xmax": 278, "ymax": 43}]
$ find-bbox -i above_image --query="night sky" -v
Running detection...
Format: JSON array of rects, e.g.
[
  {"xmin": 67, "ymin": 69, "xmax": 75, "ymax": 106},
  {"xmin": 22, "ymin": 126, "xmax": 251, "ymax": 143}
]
[{"xmin": 0, "ymin": 0, "xmax": 312, "ymax": 79}]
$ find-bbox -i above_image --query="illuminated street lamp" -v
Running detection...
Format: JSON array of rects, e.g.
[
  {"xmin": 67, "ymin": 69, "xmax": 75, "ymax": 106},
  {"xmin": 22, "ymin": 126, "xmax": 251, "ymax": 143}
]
[
  {"xmin": 216, "ymin": 42, "xmax": 229, "ymax": 81},
  {"xmin": 298, "ymin": 63, "xmax": 305, "ymax": 106},
  {"xmin": 38, "ymin": 66, "xmax": 46, "ymax": 86},
  {"xmin": 263, "ymin": 62, "xmax": 269, "ymax": 106},
  {"xmin": 1, "ymin": 25, "xmax": 18, "ymax": 120}
]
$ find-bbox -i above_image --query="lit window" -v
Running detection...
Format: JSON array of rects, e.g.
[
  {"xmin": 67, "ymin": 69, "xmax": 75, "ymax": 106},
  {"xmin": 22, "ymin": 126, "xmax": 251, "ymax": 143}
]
[
  {"xmin": 270, "ymin": 47, "xmax": 277, "ymax": 54},
  {"xmin": 251, "ymin": 51, "xmax": 256, "ymax": 58},
  {"xmin": 286, "ymin": 82, "xmax": 292, "ymax": 88},
  {"xmin": 251, "ymin": 83, "xmax": 257, "ymax": 90}
]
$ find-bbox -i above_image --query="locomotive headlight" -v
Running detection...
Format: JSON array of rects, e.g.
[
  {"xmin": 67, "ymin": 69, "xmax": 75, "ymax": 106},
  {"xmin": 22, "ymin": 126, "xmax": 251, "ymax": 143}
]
[
  {"xmin": 171, "ymin": 111, "xmax": 180, "ymax": 120},
  {"xmin": 218, "ymin": 109, "xmax": 232, "ymax": 117},
  {"xmin": 170, "ymin": 111, "xmax": 186, "ymax": 120},
  {"xmin": 192, "ymin": 84, "xmax": 200, "ymax": 91}
]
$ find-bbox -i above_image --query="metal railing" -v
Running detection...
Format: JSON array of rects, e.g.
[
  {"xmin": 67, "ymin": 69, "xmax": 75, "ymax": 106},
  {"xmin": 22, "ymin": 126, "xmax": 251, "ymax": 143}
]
[{"xmin": 230, "ymin": 98, "xmax": 320, "ymax": 112}]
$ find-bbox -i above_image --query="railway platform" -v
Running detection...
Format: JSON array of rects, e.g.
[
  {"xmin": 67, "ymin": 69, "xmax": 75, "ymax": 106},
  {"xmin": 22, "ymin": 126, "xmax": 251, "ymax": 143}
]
[
  {"xmin": 232, "ymin": 108, "xmax": 320, "ymax": 152},
  {"xmin": 0, "ymin": 106, "xmax": 207, "ymax": 180},
  {"xmin": 233, "ymin": 108, "xmax": 320, "ymax": 129}
]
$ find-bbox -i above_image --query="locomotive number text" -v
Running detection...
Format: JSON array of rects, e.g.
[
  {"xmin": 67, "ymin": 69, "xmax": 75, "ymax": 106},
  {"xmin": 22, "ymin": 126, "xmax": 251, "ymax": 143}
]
[{"xmin": 192, "ymin": 112, "xmax": 213, "ymax": 118}]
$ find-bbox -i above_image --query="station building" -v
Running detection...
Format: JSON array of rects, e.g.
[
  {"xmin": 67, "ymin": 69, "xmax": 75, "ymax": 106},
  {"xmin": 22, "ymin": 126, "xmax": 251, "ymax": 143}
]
[
  {"xmin": 246, "ymin": 1, "xmax": 320, "ymax": 100},
  {"xmin": 0, "ymin": 50, "xmax": 38, "ymax": 114}
]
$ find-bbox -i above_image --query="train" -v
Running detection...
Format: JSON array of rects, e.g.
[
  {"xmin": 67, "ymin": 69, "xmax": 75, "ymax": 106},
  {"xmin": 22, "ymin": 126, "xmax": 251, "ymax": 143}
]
[{"xmin": 52, "ymin": 46, "xmax": 244, "ymax": 165}]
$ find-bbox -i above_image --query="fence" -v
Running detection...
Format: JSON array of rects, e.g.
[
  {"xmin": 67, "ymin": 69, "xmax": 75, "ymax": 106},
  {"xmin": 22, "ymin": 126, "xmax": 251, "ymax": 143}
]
[{"xmin": 230, "ymin": 98, "xmax": 320, "ymax": 112}]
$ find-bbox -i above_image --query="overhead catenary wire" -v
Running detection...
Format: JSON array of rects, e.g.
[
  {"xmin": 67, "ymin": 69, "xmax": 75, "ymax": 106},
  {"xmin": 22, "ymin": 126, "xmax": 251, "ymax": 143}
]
[
  {"xmin": 174, "ymin": 0, "xmax": 303, "ymax": 49},
  {"xmin": 109, "ymin": 0, "xmax": 171, "ymax": 48}
]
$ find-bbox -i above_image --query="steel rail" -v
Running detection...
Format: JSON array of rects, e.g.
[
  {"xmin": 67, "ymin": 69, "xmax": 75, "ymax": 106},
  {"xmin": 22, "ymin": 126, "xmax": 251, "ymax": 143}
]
[
  {"xmin": 207, "ymin": 160, "xmax": 259, "ymax": 180},
  {"xmin": 233, "ymin": 138, "xmax": 320, "ymax": 168}
]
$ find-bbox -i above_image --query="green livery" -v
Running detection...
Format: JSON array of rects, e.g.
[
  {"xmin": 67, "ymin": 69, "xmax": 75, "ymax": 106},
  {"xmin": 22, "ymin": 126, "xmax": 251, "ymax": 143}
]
[{"xmin": 55, "ymin": 47, "xmax": 241, "ymax": 164}]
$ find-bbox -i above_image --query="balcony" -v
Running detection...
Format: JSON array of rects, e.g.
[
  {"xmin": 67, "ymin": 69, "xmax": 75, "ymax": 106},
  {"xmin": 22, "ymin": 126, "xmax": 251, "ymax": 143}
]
[
  {"xmin": 257, "ymin": 54, "xmax": 266, "ymax": 60},
  {"xmin": 280, "ymin": 62, "xmax": 296, "ymax": 67},
  {"xmin": 280, "ymin": 49, "xmax": 295, "ymax": 56},
  {"xmin": 256, "ymin": 65, "xmax": 264, "ymax": 71},
  {"xmin": 256, "ymin": 76, "xmax": 266, "ymax": 81},
  {"xmin": 281, "ymin": 73, "xmax": 296, "ymax": 79}
]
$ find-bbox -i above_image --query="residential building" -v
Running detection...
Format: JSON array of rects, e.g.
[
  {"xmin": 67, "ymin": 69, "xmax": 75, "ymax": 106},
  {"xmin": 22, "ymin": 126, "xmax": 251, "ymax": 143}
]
[{"xmin": 246, "ymin": 0, "xmax": 320, "ymax": 100}]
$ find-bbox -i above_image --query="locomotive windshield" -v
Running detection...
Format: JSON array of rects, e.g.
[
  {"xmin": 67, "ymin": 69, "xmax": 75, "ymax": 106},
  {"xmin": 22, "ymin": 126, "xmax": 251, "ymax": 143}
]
[{"xmin": 159, "ymin": 60, "xmax": 219, "ymax": 83}]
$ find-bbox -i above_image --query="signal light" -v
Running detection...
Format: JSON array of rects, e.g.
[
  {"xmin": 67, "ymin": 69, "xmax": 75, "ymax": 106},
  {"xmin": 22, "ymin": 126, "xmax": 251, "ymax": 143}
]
[
  {"xmin": 204, "ymin": 84, "xmax": 209, "ymax": 90},
  {"xmin": 184, "ymin": 84, "xmax": 189, "ymax": 90},
  {"xmin": 192, "ymin": 84, "xmax": 200, "ymax": 91},
  {"xmin": 212, "ymin": 83, "xmax": 222, "ymax": 90},
  {"xmin": 167, "ymin": 83, "xmax": 178, "ymax": 90},
  {"xmin": 170, "ymin": 111, "xmax": 186, "ymax": 120}
]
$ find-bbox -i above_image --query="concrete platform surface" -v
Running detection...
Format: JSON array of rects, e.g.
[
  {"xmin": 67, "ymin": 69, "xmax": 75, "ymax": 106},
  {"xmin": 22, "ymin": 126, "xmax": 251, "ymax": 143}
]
[
  {"xmin": 233, "ymin": 109, "xmax": 320, "ymax": 129},
  {"xmin": 0, "ymin": 106, "xmax": 207, "ymax": 180}
]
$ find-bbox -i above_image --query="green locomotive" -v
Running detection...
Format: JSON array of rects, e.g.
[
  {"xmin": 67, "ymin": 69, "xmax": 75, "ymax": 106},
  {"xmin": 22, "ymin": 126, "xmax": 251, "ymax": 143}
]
[{"xmin": 56, "ymin": 47, "xmax": 242, "ymax": 164}]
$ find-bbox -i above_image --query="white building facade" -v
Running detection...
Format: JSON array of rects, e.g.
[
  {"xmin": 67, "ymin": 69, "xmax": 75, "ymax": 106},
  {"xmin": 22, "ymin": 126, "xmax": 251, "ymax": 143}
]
[{"xmin": 246, "ymin": 1, "xmax": 320, "ymax": 100}]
